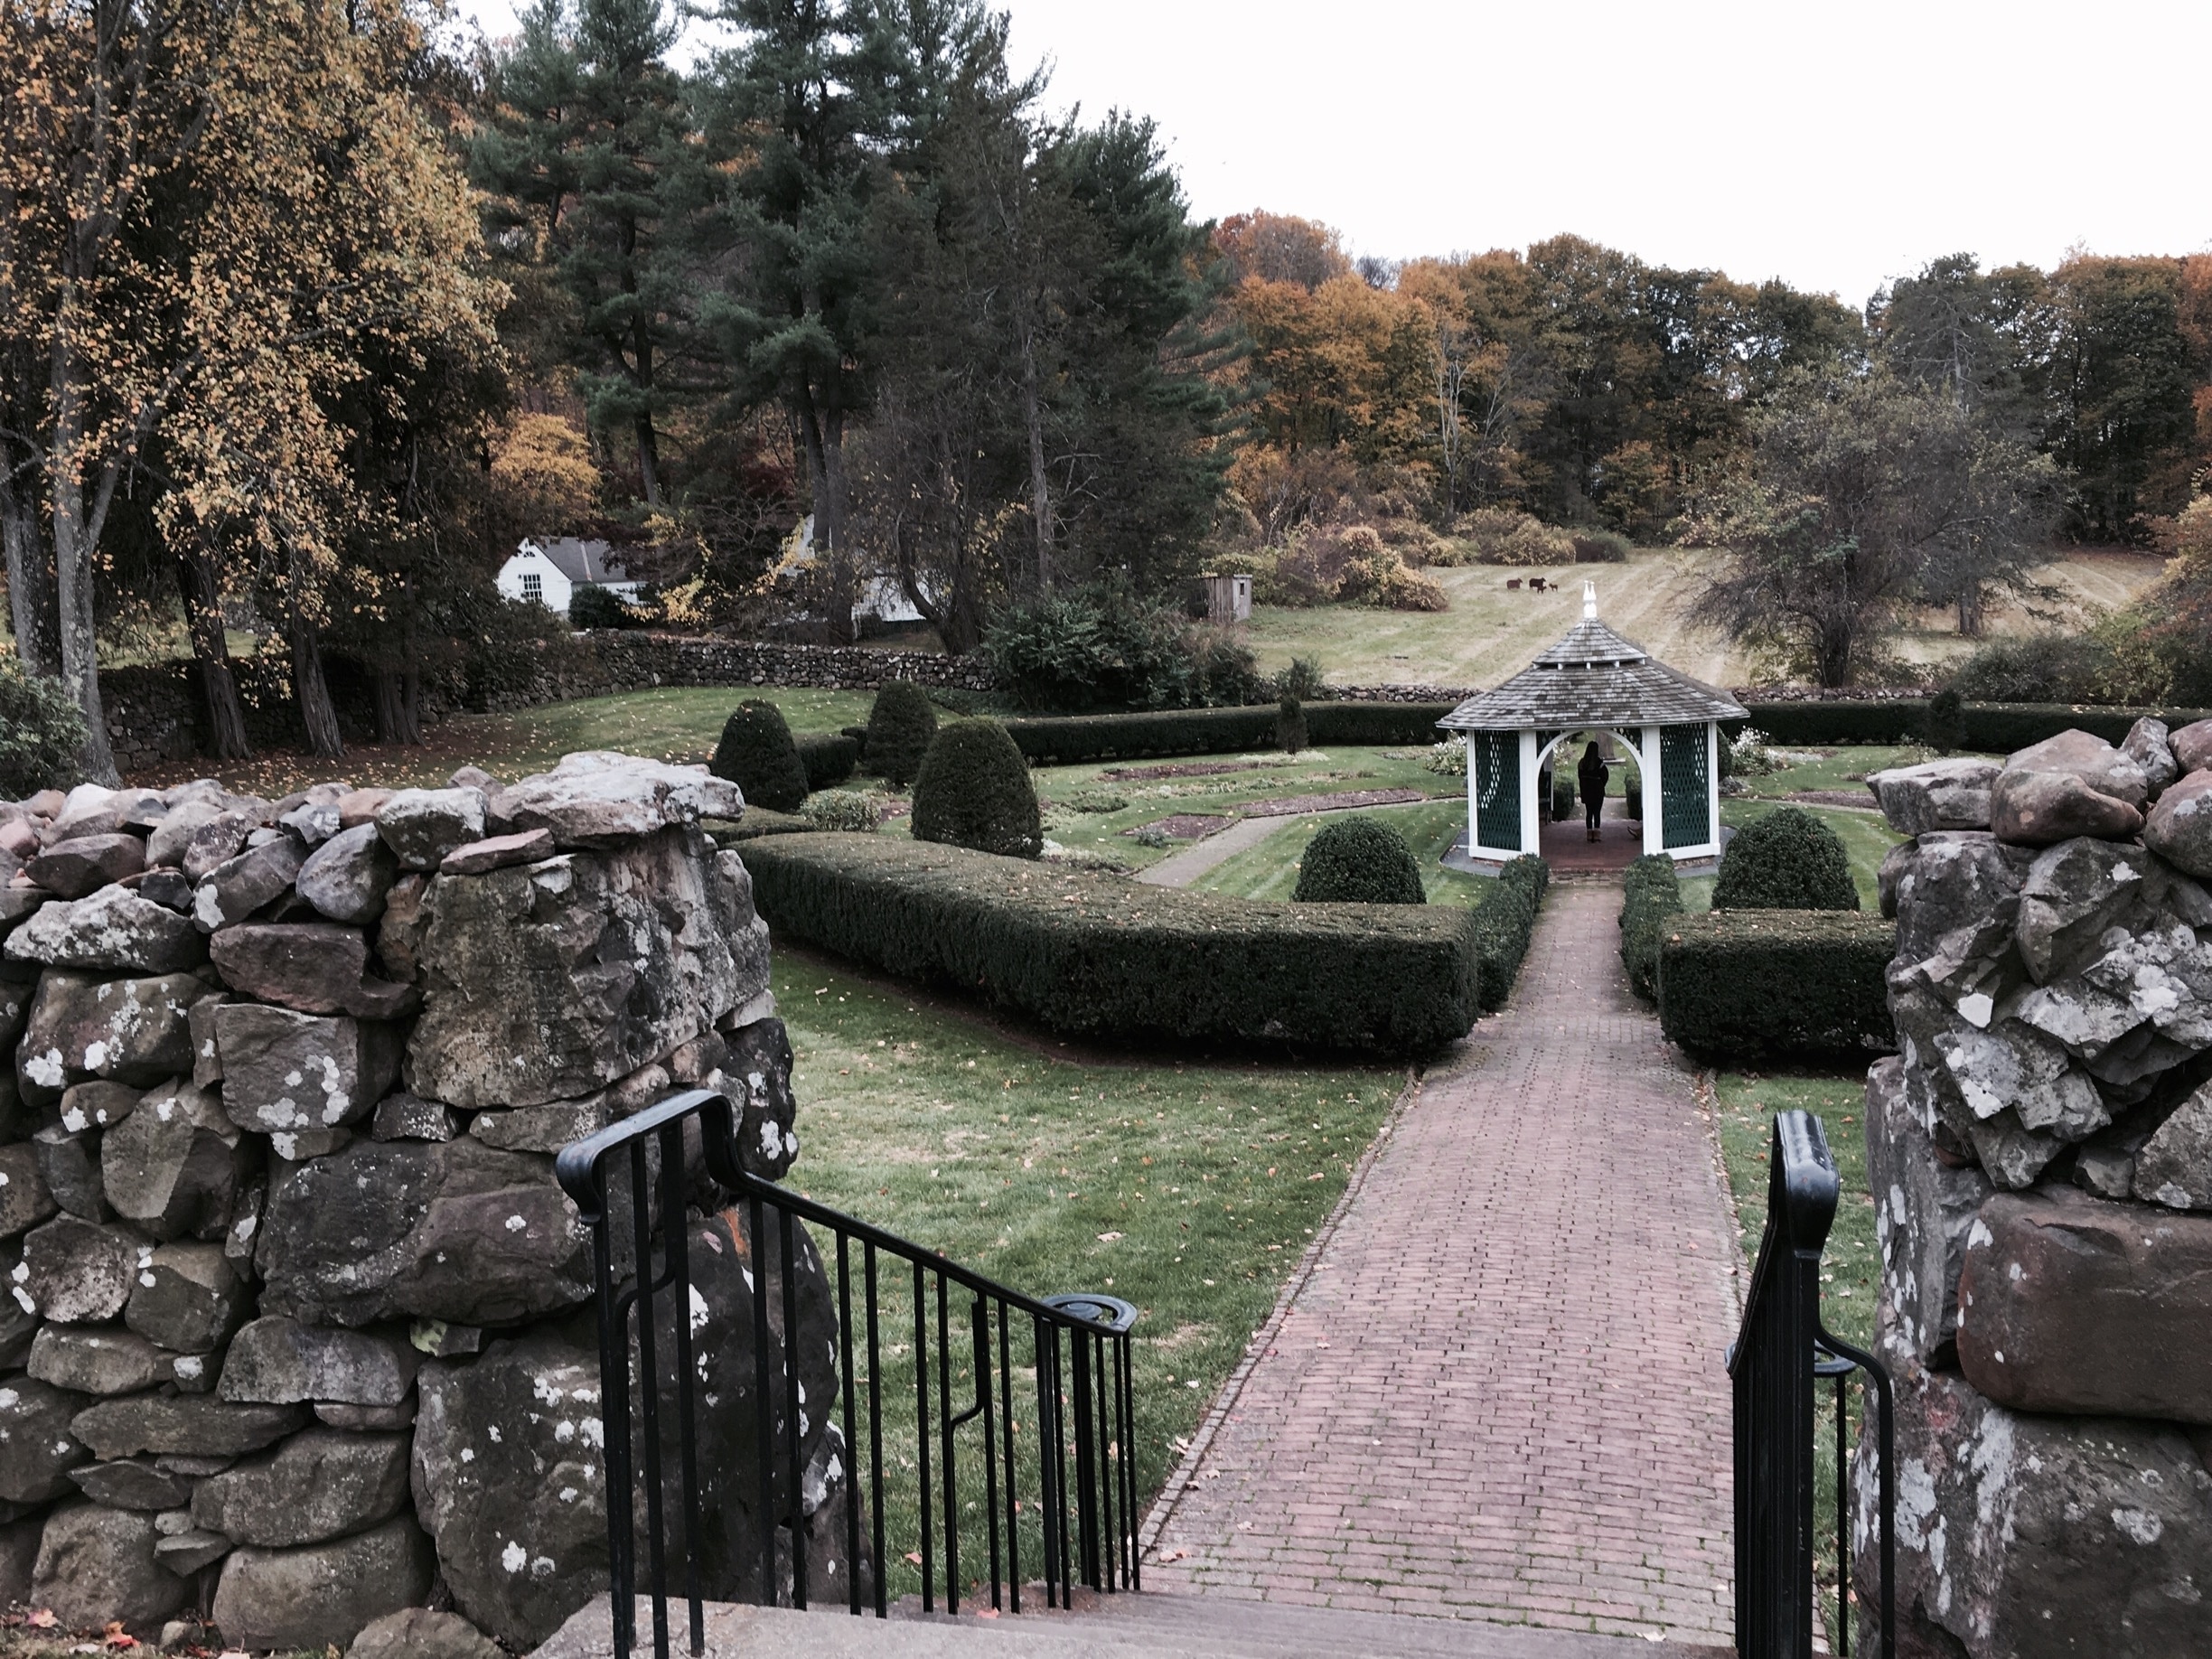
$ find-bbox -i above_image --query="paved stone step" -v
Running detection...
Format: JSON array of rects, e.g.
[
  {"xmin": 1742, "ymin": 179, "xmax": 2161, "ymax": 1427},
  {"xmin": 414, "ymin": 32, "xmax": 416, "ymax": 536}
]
[{"xmin": 533, "ymin": 1593, "xmax": 1734, "ymax": 1659}]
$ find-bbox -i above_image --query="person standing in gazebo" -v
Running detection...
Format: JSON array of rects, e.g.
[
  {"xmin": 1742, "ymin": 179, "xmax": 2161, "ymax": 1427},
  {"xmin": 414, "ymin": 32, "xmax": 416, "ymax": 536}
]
[{"xmin": 1576, "ymin": 740, "xmax": 1607, "ymax": 841}]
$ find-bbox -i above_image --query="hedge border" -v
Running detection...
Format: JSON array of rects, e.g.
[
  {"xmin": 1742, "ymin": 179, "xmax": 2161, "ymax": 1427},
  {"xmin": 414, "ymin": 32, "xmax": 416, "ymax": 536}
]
[
  {"xmin": 1734, "ymin": 700, "xmax": 2212, "ymax": 752},
  {"xmin": 1002, "ymin": 703, "xmax": 1456, "ymax": 765},
  {"xmin": 1618, "ymin": 854, "xmax": 1682, "ymax": 1002},
  {"xmin": 1656, "ymin": 910, "xmax": 1896, "ymax": 1063}
]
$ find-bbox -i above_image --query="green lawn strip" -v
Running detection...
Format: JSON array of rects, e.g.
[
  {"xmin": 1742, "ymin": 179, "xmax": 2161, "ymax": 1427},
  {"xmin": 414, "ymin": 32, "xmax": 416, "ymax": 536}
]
[
  {"xmin": 1712, "ymin": 1068, "xmax": 1879, "ymax": 1648},
  {"xmin": 773, "ymin": 951, "xmax": 1401, "ymax": 1603},
  {"xmin": 1739, "ymin": 743, "xmax": 2001, "ymax": 801},
  {"xmin": 1719, "ymin": 799, "xmax": 1904, "ymax": 911}
]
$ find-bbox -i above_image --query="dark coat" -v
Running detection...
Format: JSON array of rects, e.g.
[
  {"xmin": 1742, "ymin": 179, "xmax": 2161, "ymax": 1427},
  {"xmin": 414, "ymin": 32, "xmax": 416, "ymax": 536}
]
[{"xmin": 1577, "ymin": 750, "xmax": 1608, "ymax": 806}]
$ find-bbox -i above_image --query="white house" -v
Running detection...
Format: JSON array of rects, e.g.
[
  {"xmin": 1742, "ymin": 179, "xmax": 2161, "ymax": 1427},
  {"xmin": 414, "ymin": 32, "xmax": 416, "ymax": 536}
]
[{"xmin": 496, "ymin": 538, "xmax": 645, "ymax": 616}]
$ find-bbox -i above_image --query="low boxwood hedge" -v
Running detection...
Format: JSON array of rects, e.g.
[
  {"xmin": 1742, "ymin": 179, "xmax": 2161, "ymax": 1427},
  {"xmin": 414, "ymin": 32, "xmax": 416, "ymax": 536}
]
[
  {"xmin": 1734, "ymin": 699, "xmax": 2212, "ymax": 752},
  {"xmin": 796, "ymin": 733, "xmax": 860, "ymax": 791},
  {"xmin": 737, "ymin": 833, "xmax": 1481, "ymax": 1055},
  {"xmin": 1001, "ymin": 702, "xmax": 1456, "ymax": 764},
  {"xmin": 1470, "ymin": 854, "xmax": 1548, "ymax": 1012},
  {"xmin": 1618, "ymin": 854, "xmax": 1682, "ymax": 1001},
  {"xmin": 1656, "ymin": 911, "xmax": 1896, "ymax": 1063}
]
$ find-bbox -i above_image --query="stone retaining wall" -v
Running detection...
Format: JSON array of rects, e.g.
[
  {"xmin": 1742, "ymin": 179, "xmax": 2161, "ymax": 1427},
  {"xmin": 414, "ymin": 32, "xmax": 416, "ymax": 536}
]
[
  {"xmin": 0, "ymin": 755, "xmax": 847, "ymax": 1650},
  {"xmin": 1856, "ymin": 719, "xmax": 2212, "ymax": 1656}
]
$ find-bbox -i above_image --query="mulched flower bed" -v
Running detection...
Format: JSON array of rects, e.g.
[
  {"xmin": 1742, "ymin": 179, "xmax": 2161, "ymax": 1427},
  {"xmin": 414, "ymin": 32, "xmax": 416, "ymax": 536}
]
[
  {"xmin": 1121, "ymin": 814, "xmax": 1237, "ymax": 839},
  {"xmin": 1099, "ymin": 759, "xmax": 1278, "ymax": 781},
  {"xmin": 1784, "ymin": 790, "xmax": 1880, "ymax": 810},
  {"xmin": 1239, "ymin": 788, "xmax": 1428, "ymax": 817}
]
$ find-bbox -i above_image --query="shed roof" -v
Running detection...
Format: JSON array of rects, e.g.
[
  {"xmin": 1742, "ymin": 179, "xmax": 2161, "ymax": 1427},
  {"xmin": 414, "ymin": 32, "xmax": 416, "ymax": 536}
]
[{"xmin": 1437, "ymin": 590, "xmax": 1746, "ymax": 733}]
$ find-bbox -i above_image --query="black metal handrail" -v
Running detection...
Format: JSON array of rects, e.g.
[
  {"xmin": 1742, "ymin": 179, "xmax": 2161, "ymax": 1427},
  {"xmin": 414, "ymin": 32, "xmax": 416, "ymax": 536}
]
[
  {"xmin": 554, "ymin": 1088, "xmax": 1140, "ymax": 1659},
  {"xmin": 1729, "ymin": 1111, "xmax": 1894, "ymax": 1659}
]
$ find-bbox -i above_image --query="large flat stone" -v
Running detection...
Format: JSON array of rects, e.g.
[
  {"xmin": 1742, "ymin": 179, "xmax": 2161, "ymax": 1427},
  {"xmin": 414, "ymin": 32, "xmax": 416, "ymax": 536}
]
[
  {"xmin": 209, "ymin": 921, "xmax": 417, "ymax": 1018},
  {"xmin": 31, "ymin": 1502, "xmax": 189, "ymax": 1634},
  {"xmin": 192, "ymin": 1427, "xmax": 410, "ymax": 1546},
  {"xmin": 405, "ymin": 828, "xmax": 752, "ymax": 1110},
  {"xmin": 489, "ymin": 753, "xmax": 745, "ymax": 848},
  {"xmin": 100, "ymin": 1077, "xmax": 249, "ymax": 1240},
  {"xmin": 212, "ymin": 1002, "xmax": 401, "ymax": 1139},
  {"xmin": 2144, "ymin": 769, "xmax": 2212, "ymax": 880},
  {"xmin": 1864, "ymin": 1055, "xmax": 1992, "ymax": 1366},
  {"xmin": 218, "ymin": 1316, "xmax": 417, "ymax": 1406},
  {"xmin": 25, "ymin": 832, "xmax": 145, "ymax": 898},
  {"xmin": 1956, "ymin": 1186, "xmax": 2212, "ymax": 1422},
  {"xmin": 28, "ymin": 1326, "xmax": 172, "ymax": 1394},
  {"xmin": 5, "ymin": 886, "xmax": 202, "ymax": 975},
  {"xmin": 0, "ymin": 1376, "xmax": 90, "ymax": 1502},
  {"xmin": 210, "ymin": 1514, "xmax": 434, "ymax": 1652},
  {"xmin": 21, "ymin": 1214, "xmax": 139, "ymax": 1323},
  {"xmin": 192, "ymin": 836, "xmax": 305, "ymax": 932},
  {"xmin": 70, "ymin": 1395, "xmax": 306, "ymax": 1461},
  {"xmin": 253, "ymin": 1138, "xmax": 591, "ymax": 1327},
  {"xmin": 375, "ymin": 788, "xmax": 487, "ymax": 871},
  {"xmin": 1868, "ymin": 758, "xmax": 2000, "ymax": 836},
  {"xmin": 1991, "ymin": 767, "xmax": 2143, "ymax": 847},
  {"xmin": 294, "ymin": 821, "xmax": 398, "ymax": 925},
  {"xmin": 17, "ymin": 971, "xmax": 217, "ymax": 1101}
]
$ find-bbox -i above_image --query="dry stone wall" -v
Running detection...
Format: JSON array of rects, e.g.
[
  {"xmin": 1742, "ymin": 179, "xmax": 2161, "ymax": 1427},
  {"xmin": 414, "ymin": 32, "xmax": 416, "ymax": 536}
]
[
  {"xmin": 1858, "ymin": 721, "xmax": 2212, "ymax": 1657},
  {"xmin": 0, "ymin": 754, "xmax": 851, "ymax": 1651}
]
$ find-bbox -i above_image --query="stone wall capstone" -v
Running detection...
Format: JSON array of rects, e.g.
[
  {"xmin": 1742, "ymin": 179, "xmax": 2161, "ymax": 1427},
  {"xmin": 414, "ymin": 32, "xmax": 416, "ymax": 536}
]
[
  {"xmin": 1856, "ymin": 718, "xmax": 2212, "ymax": 1657},
  {"xmin": 0, "ymin": 754, "xmax": 856, "ymax": 1650}
]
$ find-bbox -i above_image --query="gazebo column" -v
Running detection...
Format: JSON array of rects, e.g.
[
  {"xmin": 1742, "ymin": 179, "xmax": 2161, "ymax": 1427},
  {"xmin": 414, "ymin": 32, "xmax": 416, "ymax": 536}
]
[
  {"xmin": 1640, "ymin": 724, "xmax": 1662, "ymax": 857},
  {"xmin": 1518, "ymin": 729, "xmax": 1541, "ymax": 855},
  {"xmin": 1707, "ymin": 720, "xmax": 1722, "ymax": 856}
]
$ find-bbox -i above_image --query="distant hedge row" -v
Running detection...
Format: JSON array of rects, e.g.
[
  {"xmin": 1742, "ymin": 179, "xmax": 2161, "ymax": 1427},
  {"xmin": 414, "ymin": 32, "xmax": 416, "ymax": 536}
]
[
  {"xmin": 739, "ymin": 834, "xmax": 1483, "ymax": 1055},
  {"xmin": 1656, "ymin": 911, "xmax": 1896, "ymax": 1063},
  {"xmin": 1735, "ymin": 699, "xmax": 2212, "ymax": 752},
  {"xmin": 1001, "ymin": 703, "xmax": 1457, "ymax": 764},
  {"xmin": 1471, "ymin": 855, "xmax": 1549, "ymax": 1012}
]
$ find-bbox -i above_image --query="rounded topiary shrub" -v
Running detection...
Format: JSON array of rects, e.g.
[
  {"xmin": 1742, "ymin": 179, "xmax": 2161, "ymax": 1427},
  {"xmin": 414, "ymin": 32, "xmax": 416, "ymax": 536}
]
[
  {"xmin": 709, "ymin": 699, "xmax": 811, "ymax": 813},
  {"xmin": 1292, "ymin": 816, "xmax": 1426, "ymax": 904},
  {"xmin": 911, "ymin": 720, "xmax": 1042, "ymax": 858},
  {"xmin": 1712, "ymin": 806, "xmax": 1860, "ymax": 912},
  {"xmin": 865, "ymin": 680, "xmax": 938, "ymax": 790}
]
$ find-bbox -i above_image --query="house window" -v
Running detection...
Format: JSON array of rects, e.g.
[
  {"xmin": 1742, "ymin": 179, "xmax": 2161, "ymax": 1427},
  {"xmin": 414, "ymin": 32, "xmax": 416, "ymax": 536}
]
[{"xmin": 521, "ymin": 571, "xmax": 543, "ymax": 603}]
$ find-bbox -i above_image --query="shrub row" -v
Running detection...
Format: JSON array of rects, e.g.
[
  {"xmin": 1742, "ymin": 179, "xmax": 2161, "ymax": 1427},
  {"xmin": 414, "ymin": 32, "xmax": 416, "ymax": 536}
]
[
  {"xmin": 1735, "ymin": 699, "xmax": 2212, "ymax": 752},
  {"xmin": 1470, "ymin": 854, "xmax": 1549, "ymax": 1012},
  {"xmin": 1618, "ymin": 854, "xmax": 1682, "ymax": 1001},
  {"xmin": 738, "ymin": 833, "xmax": 1482, "ymax": 1055},
  {"xmin": 1001, "ymin": 702, "xmax": 1457, "ymax": 764},
  {"xmin": 1656, "ymin": 911, "xmax": 1897, "ymax": 1063}
]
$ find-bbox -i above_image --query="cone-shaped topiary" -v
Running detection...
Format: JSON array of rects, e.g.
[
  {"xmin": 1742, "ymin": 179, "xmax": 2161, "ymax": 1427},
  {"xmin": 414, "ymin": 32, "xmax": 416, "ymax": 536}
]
[
  {"xmin": 865, "ymin": 680, "xmax": 938, "ymax": 789},
  {"xmin": 911, "ymin": 720, "xmax": 1042, "ymax": 858},
  {"xmin": 1292, "ymin": 816, "xmax": 1426, "ymax": 904},
  {"xmin": 1712, "ymin": 806, "xmax": 1860, "ymax": 911},
  {"xmin": 709, "ymin": 699, "xmax": 811, "ymax": 813},
  {"xmin": 1276, "ymin": 695, "xmax": 1308, "ymax": 754}
]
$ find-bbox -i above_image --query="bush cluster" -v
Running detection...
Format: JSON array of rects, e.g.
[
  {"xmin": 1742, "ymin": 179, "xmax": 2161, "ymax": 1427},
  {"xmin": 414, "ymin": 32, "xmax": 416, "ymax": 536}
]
[
  {"xmin": 738, "ymin": 834, "xmax": 1483, "ymax": 1055},
  {"xmin": 1445, "ymin": 508, "xmax": 1575, "ymax": 567},
  {"xmin": 1948, "ymin": 633, "xmax": 2122, "ymax": 705},
  {"xmin": 911, "ymin": 720, "xmax": 1042, "ymax": 859},
  {"xmin": 1276, "ymin": 696, "xmax": 1308, "ymax": 755},
  {"xmin": 1002, "ymin": 702, "xmax": 1455, "ymax": 765},
  {"xmin": 1293, "ymin": 817, "xmax": 1425, "ymax": 904},
  {"xmin": 1062, "ymin": 787, "xmax": 1129, "ymax": 813},
  {"xmin": 1470, "ymin": 854, "xmax": 1549, "ymax": 1011},
  {"xmin": 708, "ymin": 699, "xmax": 811, "ymax": 813},
  {"xmin": 1570, "ymin": 530, "xmax": 1634, "ymax": 563},
  {"xmin": 980, "ymin": 583, "xmax": 1262, "ymax": 712},
  {"xmin": 1657, "ymin": 911, "xmax": 1898, "ymax": 1062},
  {"xmin": 1618, "ymin": 854, "xmax": 1683, "ymax": 1001},
  {"xmin": 799, "ymin": 789, "xmax": 884, "ymax": 832},
  {"xmin": 0, "ymin": 662, "xmax": 87, "ymax": 799},
  {"xmin": 796, "ymin": 732, "xmax": 860, "ymax": 791},
  {"xmin": 567, "ymin": 584, "xmax": 647, "ymax": 630},
  {"xmin": 1712, "ymin": 808, "xmax": 1859, "ymax": 912},
  {"xmin": 864, "ymin": 680, "xmax": 938, "ymax": 788},
  {"xmin": 1262, "ymin": 525, "xmax": 1448, "ymax": 611},
  {"xmin": 1734, "ymin": 698, "xmax": 2212, "ymax": 751}
]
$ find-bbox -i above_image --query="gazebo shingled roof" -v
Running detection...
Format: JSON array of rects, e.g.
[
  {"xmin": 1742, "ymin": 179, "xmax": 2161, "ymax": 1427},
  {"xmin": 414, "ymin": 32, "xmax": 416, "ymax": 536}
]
[{"xmin": 1437, "ymin": 616, "xmax": 1747, "ymax": 733}]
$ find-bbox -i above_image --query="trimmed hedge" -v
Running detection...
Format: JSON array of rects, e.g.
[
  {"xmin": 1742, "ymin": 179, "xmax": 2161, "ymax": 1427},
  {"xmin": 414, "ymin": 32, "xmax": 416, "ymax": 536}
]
[
  {"xmin": 1001, "ymin": 702, "xmax": 1457, "ymax": 764},
  {"xmin": 1470, "ymin": 854, "xmax": 1549, "ymax": 1012},
  {"xmin": 911, "ymin": 720, "xmax": 1043, "ymax": 859},
  {"xmin": 738, "ymin": 833, "xmax": 1481, "ymax": 1055},
  {"xmin": 1712, "ymin": 807, "xmax": 1859, "ymax": 912},
  {"xmin": 865, "ymin": 680, "xmax": 938, "ymax": 787},
  {"xmin": 1734, "ymin": 699, "xmax": 2212, "ymax": 753},
  {"xmin": 1618, "ymin": 854, "xmax": 1682, "ymax": 1001},
  {"xmin": 1657, "ymin": 911, "xmax": 1897, "ymax": 1062},
  {"xmin": 1293, "ymin": 817, "xmax": 1424, "ymax": 904},
  {"xmin": 709, "ymin": 700, "xmax": 810, "ymax": 813},
  {"xmin": 797, "ymin": 733, "xmax": 860, "ymax": 791}
]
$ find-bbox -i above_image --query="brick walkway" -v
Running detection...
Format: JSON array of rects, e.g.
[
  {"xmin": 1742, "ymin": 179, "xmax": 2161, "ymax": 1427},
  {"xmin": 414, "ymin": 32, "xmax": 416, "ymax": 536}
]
[{"xmin": 1146, "ymin": 877, "xmax": 1741, "ymax": 1645}]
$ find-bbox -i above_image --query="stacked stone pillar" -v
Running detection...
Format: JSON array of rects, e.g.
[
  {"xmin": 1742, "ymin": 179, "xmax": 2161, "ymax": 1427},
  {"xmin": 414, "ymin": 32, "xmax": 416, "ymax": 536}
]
[
  {"xmin": 0, "ymin": 753, "xmax": 848, "ymax": 1651},
  {"xmin": 1861, "ymin": 722, "xmax": 2212, "ymax": 1657}
]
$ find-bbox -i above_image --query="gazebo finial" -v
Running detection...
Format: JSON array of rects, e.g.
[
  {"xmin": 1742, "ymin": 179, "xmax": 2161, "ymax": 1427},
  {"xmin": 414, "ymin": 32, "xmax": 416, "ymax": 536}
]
[{"xmin": 1581, "ymin": 579, "xmax": 1597, "ymax": 620}]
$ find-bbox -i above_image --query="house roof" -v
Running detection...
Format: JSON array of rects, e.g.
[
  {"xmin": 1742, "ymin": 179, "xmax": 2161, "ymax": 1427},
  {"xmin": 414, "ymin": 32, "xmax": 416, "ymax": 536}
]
[
  {"xmin": 520, "ymin": 537, "xmax": 631, "ymax": 586},
  {"xmin": 1437, "ymin": 587, "xmax": 1747, "ymax": 733}
]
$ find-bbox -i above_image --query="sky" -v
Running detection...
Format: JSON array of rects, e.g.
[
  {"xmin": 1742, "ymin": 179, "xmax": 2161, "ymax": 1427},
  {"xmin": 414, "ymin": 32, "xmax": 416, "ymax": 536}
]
[{"xmin": 454, "ymin": 0, "xmax": 2211, "ymax": 310}]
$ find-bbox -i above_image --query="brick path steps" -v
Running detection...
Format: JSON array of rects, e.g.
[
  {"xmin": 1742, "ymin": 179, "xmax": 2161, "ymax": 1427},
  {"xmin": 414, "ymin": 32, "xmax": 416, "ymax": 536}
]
[
  {"xmin": 535, "ymin": 1594, "xmax": 1732, "ymax": 1657},
  {"xmin": 1144, "ymin": 876, "xmax": 1740, "ymax": 1645}
]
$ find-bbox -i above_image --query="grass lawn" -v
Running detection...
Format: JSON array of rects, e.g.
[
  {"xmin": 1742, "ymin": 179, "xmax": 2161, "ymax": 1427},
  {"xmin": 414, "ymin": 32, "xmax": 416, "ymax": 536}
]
[
  {"xmin": 771, "ymin": 948, "xmax": 1405, "ymax": 1605},
  {"xmin": 1711, "ymin": 1067, "xmax": 1879, "ymax": 1651},
  {"xmin": 1184, "ymin": 797, "xmax": 1481, "ymax": 904}
]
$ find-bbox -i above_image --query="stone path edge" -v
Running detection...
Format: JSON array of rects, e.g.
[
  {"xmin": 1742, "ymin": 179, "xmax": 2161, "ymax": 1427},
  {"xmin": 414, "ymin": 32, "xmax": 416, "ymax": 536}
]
[{"xmin": 1138, "ymin": 1056, "xmax": 1442, "ymax": 1558}]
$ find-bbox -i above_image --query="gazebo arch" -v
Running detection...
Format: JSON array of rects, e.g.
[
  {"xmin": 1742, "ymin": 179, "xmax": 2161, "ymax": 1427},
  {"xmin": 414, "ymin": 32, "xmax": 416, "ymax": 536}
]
[{"xmin": 1439, "ymin": 582, "xmax": 1748, "ymax": 872}]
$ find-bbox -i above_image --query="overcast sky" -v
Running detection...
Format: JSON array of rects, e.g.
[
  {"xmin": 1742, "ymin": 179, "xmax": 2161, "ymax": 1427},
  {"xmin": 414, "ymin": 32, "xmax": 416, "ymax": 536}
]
[{"xmin": 455, "ymin": 0, "xmax": 2209, "ymax": 310}]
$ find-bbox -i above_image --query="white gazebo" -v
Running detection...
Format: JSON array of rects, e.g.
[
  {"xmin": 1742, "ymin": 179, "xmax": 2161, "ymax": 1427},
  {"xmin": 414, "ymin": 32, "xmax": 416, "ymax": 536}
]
[{"xmin": 1438, "ymin": 582, "xmax": 1748, "ymax": 871}]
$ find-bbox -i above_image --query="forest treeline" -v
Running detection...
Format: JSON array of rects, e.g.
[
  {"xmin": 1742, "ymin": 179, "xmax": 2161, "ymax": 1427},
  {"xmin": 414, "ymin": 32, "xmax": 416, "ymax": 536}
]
[{"xmin": 6, "ymin": 0, "xmax": 2212, "ymax": 781}]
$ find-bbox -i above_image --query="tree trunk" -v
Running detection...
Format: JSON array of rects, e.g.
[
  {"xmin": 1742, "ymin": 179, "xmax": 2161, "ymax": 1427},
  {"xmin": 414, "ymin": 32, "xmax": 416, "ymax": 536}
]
[
  {"xmin": 175, "ymin": 543, "xmax": 250, "ymax": 760},
  {"xmin": 288, "ymin": 619, "xmax": 345, "ymax": 759},
  {"xmin": 372, "ymin": 670, "xmax": 421, "ymax": 745},
  {"xmin": 48, "ymin": 443, "xmax": 118, "ymax": 783},
  {"xmin": 1019, "ymin": 323, "xmax": 1053, "ymax": 591},
  {"xmin": 634, "ymin": 412, "xmax": 662, "ymax": 509},
  {"xmin": 0, "ymin": 456, "xmax": 61, "ymax": 678}
]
